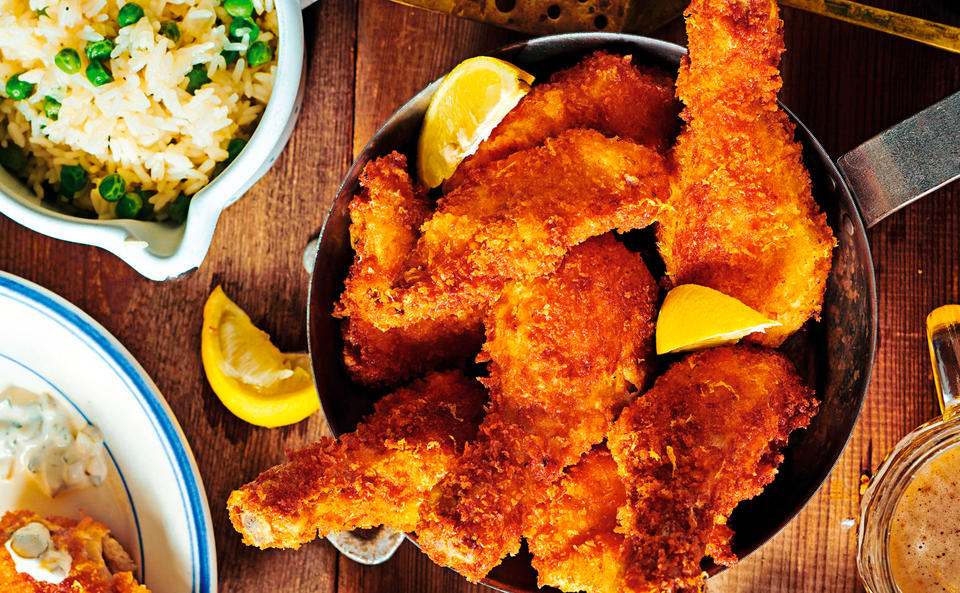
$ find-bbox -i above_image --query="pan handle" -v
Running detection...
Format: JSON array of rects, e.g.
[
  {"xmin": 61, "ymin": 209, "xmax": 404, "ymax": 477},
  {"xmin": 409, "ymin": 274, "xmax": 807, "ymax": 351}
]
[{"xmin": 836, "ymin": 91, "xmax": 960, "ymax": 229}]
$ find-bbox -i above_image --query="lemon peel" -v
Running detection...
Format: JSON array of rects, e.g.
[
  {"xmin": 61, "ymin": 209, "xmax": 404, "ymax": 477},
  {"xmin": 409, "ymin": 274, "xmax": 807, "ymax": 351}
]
[
  {"xmin": 201, "ymin": 286, "xmax": 319, "ymax": 427},
  {"xmin": 655, "ymin": 284, "xmax": 780, "ymax": 355}
]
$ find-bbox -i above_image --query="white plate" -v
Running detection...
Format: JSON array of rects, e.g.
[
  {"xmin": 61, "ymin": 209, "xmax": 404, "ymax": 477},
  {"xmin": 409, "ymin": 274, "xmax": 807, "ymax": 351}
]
[{"xmin": 0, "ymin": 271, "xmax": 216, "ymax": 593}]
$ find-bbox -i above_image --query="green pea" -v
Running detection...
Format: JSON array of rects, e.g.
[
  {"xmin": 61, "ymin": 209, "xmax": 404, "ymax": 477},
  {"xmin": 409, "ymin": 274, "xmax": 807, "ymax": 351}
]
[
  {"xmin": 59, "ymin": 165, "xmax": 87, "ymax": 197},
  {"xmin": 85, "ymin": 38, "xmax": 115, "ymax": 62},
  {"xmin": 159, "ymin": 21, "xmax": 180, "ymax": 43},
  {"xmin": 167, "ymin": 192, "xmax": 190, "ymax": 223},
  {"xmin": 185, "ymin": 64, "xmax": 210, "ymax": 94},
  {"xmin": 54, "ymin": 48, "xmax": 82, "ymax": 74},
  {"xmin": 0, "ymin": 144, "xmax": 27, "ymax": 172},
  {"xmin": 228, "ymin": 17, "xmax": 258, "ymax": 42},
  {"xmin": 116, "ymin": 191, "xmax": 143, "ymax": 218},
  {"xmin": 117, "ymin": 2, "xmax": 144, "ymax": 27},
  {"xmin": 226, "ymin": 138, "xmax": 246, "ymax": 162},
  {"xmin": 246, "ymin": 41, "xmax": 272, "ymax": 67},
  {"xmin": 42, "ymin": 96, "xmax": 61, "ymax": 121},
  {"xmin": 85, "ymin": 61, "xmax": 113, "ymax": 86},
  {"xmin": 98, "ymin": 173, "xmax": 126, "ymax": 202},
  {"xmin": 5, "ymin": 74, "xmax": 35, "ymax": 100},
  {"xmin": 221, "ymin": 49, "xmax": 238, "ymax": 65},
  {"xmin": 223, "ymin": 0, "xmax": 253, "ymax": 18},
  {"xmin": 136, "ymin": 192, "xmax": 155, "ymax": 220}
]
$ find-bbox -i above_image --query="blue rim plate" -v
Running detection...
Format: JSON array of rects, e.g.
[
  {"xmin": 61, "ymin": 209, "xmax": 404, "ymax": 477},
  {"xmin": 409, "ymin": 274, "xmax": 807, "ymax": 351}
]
[{"xmin": 0, "ymin": 271, "xmax": 216, "ymax": 593}]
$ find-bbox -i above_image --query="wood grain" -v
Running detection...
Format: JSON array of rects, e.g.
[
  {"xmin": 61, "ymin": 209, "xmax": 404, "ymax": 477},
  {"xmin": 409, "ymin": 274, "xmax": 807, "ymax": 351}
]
[{"xmin": 0, "ymin": 0, "xmax": 957, "ymax": 592}]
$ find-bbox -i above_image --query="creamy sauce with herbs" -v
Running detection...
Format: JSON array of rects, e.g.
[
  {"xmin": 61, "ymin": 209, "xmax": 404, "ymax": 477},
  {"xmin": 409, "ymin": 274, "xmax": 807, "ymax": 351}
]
[
  {"xmin": 0, "ymin": 386, "xmax": 108, "ymax": 497},
  {"xmin": 889, "ymin": 445, "xmax": 960, "ymax": 593}
]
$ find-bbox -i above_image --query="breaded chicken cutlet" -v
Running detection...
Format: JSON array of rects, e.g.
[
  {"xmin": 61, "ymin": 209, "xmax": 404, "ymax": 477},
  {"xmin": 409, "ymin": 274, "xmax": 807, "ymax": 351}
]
[
  {"xmin": 607, "ymin": 346, "xmax": 819, "ymax": 593},
  {"xmin": 1, "ymin": 510, "xmax": 148, "ymax": 593},
  {"xmin": 445, "ymin": 51, "xmax": 681, "ymax": 190},
  {"xmin": 658, "ymin": 0, "xmax": 835, "ymax": 345},
  {"xmin": 339, "ymin": 129, "xmax": 668, "ymax": 334},
  {"xmin": 525, "ymin": 446, "xmax": 629, "ymax": 593},
  {"xmin": 335, "ymin": 153, "xmax": 483, "ymax": 387},
  {"xmin": 415, "ymin": 236, "xmax": 658, "ymax": 582},
  {"xmin": 228, "ymin": 370, "xmax": 487, "ymax": 549}
]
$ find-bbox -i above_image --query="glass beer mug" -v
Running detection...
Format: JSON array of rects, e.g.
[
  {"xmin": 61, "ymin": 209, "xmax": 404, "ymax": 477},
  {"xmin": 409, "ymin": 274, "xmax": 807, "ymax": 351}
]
[{"xmin": 859, "ymin": 305, "xmax": 960, "ymax": 592}]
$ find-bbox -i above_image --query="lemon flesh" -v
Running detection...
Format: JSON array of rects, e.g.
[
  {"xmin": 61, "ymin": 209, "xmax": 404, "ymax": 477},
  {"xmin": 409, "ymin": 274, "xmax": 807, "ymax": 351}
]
[
  {"xmin": 201, "ymin": 286, "xmax": 319, "ymax": 427},
  {"xmin": 656, "ymin": 284, "xmax": 781, "ymax": 355},
  {"xmin": 416, "ymin": 56, "xmax": 534, "ymax": 188}
]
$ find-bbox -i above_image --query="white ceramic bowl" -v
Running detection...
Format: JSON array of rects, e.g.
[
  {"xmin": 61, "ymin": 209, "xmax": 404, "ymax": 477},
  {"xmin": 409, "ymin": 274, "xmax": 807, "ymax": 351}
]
[{"xmin": 0, "ymin": 0, "xmax": 309, "ymax": 281}]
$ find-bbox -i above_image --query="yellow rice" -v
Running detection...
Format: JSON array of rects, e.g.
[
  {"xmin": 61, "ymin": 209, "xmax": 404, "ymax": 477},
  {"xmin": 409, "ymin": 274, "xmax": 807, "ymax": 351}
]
[{"xmin": 0, "ymin": 0, "xmax": 277, "ymax": 219}]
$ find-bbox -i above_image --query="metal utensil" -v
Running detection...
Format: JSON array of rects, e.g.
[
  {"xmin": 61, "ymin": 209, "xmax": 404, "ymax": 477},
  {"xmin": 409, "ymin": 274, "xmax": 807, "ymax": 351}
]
[
  {"xmin": 388, "ymin": 0, "xmax": 960, "ymax": 56},
  {"xmin": 781, "ymin": 0, "xmax": 960, "ymax": 55}
]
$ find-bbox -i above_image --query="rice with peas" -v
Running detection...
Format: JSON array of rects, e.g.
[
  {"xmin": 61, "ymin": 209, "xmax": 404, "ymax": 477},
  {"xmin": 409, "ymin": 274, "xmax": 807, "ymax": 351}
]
[{"xmin": 0, "ymin": 0, "xmax": 277, "ymax": 220}]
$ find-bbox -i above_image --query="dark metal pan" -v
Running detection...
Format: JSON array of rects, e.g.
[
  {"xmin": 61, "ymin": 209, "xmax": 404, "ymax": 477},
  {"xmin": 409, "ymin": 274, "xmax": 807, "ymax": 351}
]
[{"xmin": 307, "ymin": 32, "xmax": 957, "ymax": 593}]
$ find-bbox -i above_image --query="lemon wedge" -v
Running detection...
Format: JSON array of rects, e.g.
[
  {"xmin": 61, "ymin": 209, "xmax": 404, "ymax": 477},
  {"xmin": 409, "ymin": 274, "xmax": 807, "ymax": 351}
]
[
  {"xmin": 416, "ymin": 56, "xmax": 535, "ymax": 188},
  {"xmin": 655, "ymin": 284, "xmax": 781, "ymax": 355},
  {"xmin": 201, "ymin": 286, "xmax": 319, "ymax": 427}
]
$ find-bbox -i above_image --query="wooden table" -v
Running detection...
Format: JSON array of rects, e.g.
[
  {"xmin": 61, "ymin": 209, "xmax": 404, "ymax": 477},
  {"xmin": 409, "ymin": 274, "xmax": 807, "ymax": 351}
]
[{"xmin": 1, "ymin": 0, "xmax": 958, "ymax": 591}]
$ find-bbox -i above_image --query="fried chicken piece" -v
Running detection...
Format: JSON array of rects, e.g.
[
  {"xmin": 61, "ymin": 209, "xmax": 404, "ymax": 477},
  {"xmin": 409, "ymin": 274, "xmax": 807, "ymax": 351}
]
[
  {"xmin": 607, "ymin": 346, "xmax": 819, "ymax": 593},
  {"xmin": 657, "ymin": 0, "xmax": 835, "ymax": 346},
  {"xmin": 1, "ymin": 510, "xmax": 148, "ymax": 592},
  {"xmin": 525, "ymin": 446, "xmax": 629, "ymax": 593},
  {"xmin": 446, "ymin": 51, "xmax": 680, "ymax": 190},
  {"xmin": 335, "ymin": 153, "xmax": 483, "ymax": 387},
  {"xmin": 342, "ymin": 130, "xmax": 668, "ymax": 333},
  {"xmin": 415, "ymin": 236, "xmax": 658, "ymax": 582},
  {"xmin": 228, "ymin": 370, "xmax": 487, "ymax": 549}
]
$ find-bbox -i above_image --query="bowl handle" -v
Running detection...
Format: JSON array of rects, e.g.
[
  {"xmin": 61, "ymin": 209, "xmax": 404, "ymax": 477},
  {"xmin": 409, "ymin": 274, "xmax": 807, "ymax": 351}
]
[
  {"xmin": 927, "ymin": 305, "xmax": 960, "ymax": 417},
  {"xmin": 837, "ymin": 90, "xmax": 960, "ymax": 228}
]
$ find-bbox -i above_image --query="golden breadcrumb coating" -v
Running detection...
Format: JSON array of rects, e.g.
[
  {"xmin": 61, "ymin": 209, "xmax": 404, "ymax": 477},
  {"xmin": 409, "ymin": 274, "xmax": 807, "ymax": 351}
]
[
  {"xmin": 657, "ymin": 0, "xmax": 835, "ymax": 346},
  {"xmin": 0, "ymin": 510, "xmax": 148, "ymax": 593},
  {"xmin": 607, "ymin": 346, "xmax": 819, "ymax": 593},
  {"xmin": 446, "ymin": 51, "xmax": 680, "ymax": 190},
  {"xmin": 415, "ymin": 236, "xmax": 658, "ymax": 582},
  {"xmin": 335, "ymin": 153, "xmax": 483, "ymax": 387},
  {"xmin": 342, "ymin": 129, "xmax": 668, "ymax": 333},
  {"xmin": 525, "ymin": 446, "xmax": 628, "ymax": 593},
  {"xmin": 227, "ymin": 371, "xmax": 487, "ymax": 549}
]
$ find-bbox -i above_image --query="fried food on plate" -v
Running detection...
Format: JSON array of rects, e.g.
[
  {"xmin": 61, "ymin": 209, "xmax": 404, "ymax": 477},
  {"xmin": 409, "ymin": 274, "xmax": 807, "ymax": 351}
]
[
  {"xmin": 657, "ymin": 0, "xmax": 835, "ymax": 346},
  {"xmin": 525, "ymin": 446, "xmax": 628, "ymax": 593},
  {"xmin": 345, "ymin": 129, "xmax": 668, "ymax": 333},
  {"xmin": 415, "ymin": 236, "xmax": 658, "ymax": 581},
  {"xmin": 335, "ymin": 153, "xmax": 483, "ymax": 387},
  {"xmin": 446, "ymin": 51, "xmax": 680, "ymax": 190},
  {"xmin": 228, "ymin": 370, "xmax": 487, "ymax": 549},
  {"xmin": 607, "ymin": 346, "xmax": 819, "ymax": 593},
  {"xmin": 1, "ymin": 510, "xmax": 147, "ymax": 592}
]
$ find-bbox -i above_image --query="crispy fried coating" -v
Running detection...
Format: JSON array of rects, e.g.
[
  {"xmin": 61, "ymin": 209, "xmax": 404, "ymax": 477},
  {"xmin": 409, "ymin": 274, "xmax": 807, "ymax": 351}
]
[
  {"xmin": 0, "ymin": 510, "xmax": 148, "ymax": 593},
  {"xmin": 227, "ymin": 370, "xmax": 488, "ymax": 549},
  {"xmin": 657, "ymin": 0, "xmax": 835, "ymax": 346},
  {"xmin": 607, "ymin": 346, "xmax": 819, "ymax": 593},
  {"xmin": 446, "ymin": 51, "xmax": 680, "ymax": 190},
  {"xmin": 344, "ymin": 130, "xmax": 668, "ymax": 333},
  {"xmin": 335, "ymin": 153, "xmax": 483, "ymax": 387},
  {"xmin": 525, "ymin": 446, "xmax": 629, "ymax": 593},
  {"xmin": 415, "ymin": 236, "xmax": 658, "ymax": 582}
]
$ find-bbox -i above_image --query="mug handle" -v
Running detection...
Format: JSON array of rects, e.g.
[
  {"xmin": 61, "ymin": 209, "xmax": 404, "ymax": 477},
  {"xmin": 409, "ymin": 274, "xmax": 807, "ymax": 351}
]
[
  {"xmin": 927, "ymin": 305, "xmax": 960, "ymax": 416},
  {"xmin": 837, "ymin": 91, "xmax": 960, "ymax": 229}
]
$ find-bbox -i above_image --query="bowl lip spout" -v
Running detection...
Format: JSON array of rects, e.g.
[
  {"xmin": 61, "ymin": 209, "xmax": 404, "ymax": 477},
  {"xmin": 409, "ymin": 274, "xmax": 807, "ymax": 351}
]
[
  {"xmin": 0, "ymin": 0, "xmax": 306, "ymax": 281},
  {"xmin": 308, "ymin": 31, "xmax": 876, "ymax": 593}
]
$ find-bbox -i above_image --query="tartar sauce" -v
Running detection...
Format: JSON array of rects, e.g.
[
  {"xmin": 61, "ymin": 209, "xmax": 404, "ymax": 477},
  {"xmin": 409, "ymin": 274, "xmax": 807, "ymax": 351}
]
[
  {"xmin": 4, "ymin": 522, "xmax": 71, "ymax": 584},
  {"xmin": 0, "ymin": 386, "xmax": 108, "ymax": 497}
]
